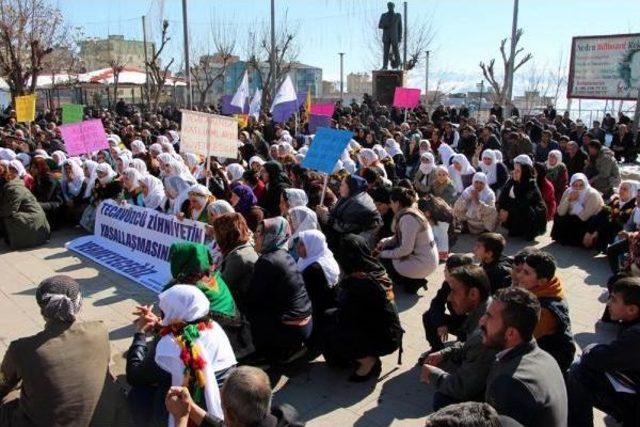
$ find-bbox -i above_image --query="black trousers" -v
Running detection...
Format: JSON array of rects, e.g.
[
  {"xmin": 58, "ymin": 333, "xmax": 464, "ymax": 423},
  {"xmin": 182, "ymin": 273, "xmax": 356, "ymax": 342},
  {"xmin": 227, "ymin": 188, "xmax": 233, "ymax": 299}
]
[
  {"xmin": 422, "ymin": 307, "xmax": 466, "ymax": 352},
  {"xmin": 383, "ymin": 40, "xmax": 401, "ymax": 69}
]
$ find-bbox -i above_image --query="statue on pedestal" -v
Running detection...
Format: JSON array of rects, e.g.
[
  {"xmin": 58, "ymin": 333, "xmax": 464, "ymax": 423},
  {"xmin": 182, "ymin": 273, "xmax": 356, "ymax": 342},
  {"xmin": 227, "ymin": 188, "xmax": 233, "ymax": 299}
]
[{"xmin": 378, "ymin": 2, "xmax": 402, "ymax": 70}]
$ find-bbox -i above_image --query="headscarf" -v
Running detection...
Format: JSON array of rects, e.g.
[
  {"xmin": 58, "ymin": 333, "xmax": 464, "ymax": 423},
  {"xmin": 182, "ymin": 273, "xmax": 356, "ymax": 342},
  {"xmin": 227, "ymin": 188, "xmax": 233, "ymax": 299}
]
[
  {"xmin": 289, "ymin": 206, "xmax": 319, "ymax": 235},
  {"xmin": 155, "ymin": 285, "xmax": 234, "ymax": 426},
  {"xmin": 231, "ymin": 184, "xmax": 257, "ymax": 214},
  {"xmin": 207, "ymin": 200, "xmax": 235, "ymax": 216},
  {"xmin": 419, "ymin": 152, "xmax": 436, "ymax": 176},
  {"xmin": 449, "ymin": 154, "xmax": 475, "ymax": 193},
  {"xmin": 36, "ymin": 275, "xmax": 82, "ymax": 323},
  {"xmin": 385, "ymin": 138, "xmax": 403, "ymax": 157},
  {"xmin": 258, "ymin": 216, "xmax": 291, "ymax": 253},
  {"xmin": 122, "ymin": 167, "xmax": 142, "ymax": 190},
  {"xmin": 263, "ymin": 161, "xmax": 290, "ymax": 187},
  {"xmin": 492, "ymin": 149, "xmax": 504, "ymax": 163},
  {"xmin": 337, "ymin": 234, "xmax": 387, "ymax": 279},
  {"xmin": 358, "ymin": 148, "xmax": 378, "ymax": 167},
  {"xmin": 340, "ymin": 149, "xmax": 357, "ymax": 174},
  {"xmin": 513, "ymin": 154, "xmax": 533, "ymax": 167},
  {"xmin": 52, "ymin": 150, "xmax": 67, "ymax": 166},
  {"xmin": 462, "ymin": 172, "xmax": 496, "ymax": 219},
  {"xmin": 131, "ymin": 140, "xmax": 147, "ymax": 155},
  {"xmin": 419, "ymin": 139, "xmax": 431, "ymax": 155},
  {"xmin": 227, "ymin": 163, "xmax": 245, "ymax": 182},
  {"xmin": 83, "ymin": 160, "xmax": 98, "ymax": 198},
  {"xmin": 372, "ymin": 144, "xmax": 390, "ymax": 160},
  {"xmin": 96, "ymin": 163, "xmax": 117, "ymax": 185},
  {"xmin": 284, "ymin": 188, "xmax": 309, "ymax": 209},
  {"xmin": 188, "ymin": 184, "xmax": 212, "ymax": 218},
  {"xmin": 568, "ymin": 173, "xmax": 590, "ymax": 215},
  {"xmin": 249, "ymin": 156, "xmax": 266, "ymax": 169},
  {"xmin": 438, "ymin": 143, "xmax": 455, "ymax": 167},
  {"xmin": 346, "ymin": 174, "xmax": 368, "ymax": 197},
  {"xmin": 149, "ymin": 143, "xmax": 162, "ymax": 157},
  {"xmin": 8, "ymin": 159, "xmax": 26, "ymax": 178},
  {"xmin": 296, "ymin": 230, "xmax": 340, "ymax": 287},
  {"xmin": 131, "ymin": 158, "xmax": 148, "ymax": 174},
  {"xmin": 165, "ymin": 176, "xmax": 191, "ymax": 215},
  {"xmin": 479, "ymin": 149, "xmax": 498, "ymax": 185},
  {"xmin": 61, "ymin": 159, "xmax": 84, "ymax": 198},
  {"xmin": 619, "ymin": 180, "xmax": 640, "ymax": 204},
  {"xmin": 16, "ymin": 152, "xmax": 31, "ymax": 167},
  {"xmin": 547, "ymin": 150, "xmax": 563, "ymax": 168},
  {"xmin": 0, "ymin": 148, "xmax": 16, "ymax": 161},
  {"xmin": 183, "ymin": 152, "xmax": 200, "ymax": 171},
  {"xmin": 140, "ymin": 174, "xmax": 165, "ymax": 209}
]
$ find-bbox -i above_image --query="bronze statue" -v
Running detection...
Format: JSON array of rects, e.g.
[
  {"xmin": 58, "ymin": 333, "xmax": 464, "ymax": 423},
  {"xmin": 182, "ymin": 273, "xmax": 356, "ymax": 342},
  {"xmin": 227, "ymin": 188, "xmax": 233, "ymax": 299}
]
[{"xmin": 378, "ymin": 2, "xmax": 402, "ymax": 70}]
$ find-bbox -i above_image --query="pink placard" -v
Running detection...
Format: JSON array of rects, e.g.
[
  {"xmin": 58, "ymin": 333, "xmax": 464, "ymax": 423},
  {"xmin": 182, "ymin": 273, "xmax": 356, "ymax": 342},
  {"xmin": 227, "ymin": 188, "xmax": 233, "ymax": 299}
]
[
  {"xmin": 59, "ymin": 119, "xmax": 109, "ymax": 155},
  {"xmin": 393, "ymin": 87, "xmax": 421, "ymax": 108},
  {"xmin": 310, "ymin": 103, "xmax": 335, "ymax": 117}
]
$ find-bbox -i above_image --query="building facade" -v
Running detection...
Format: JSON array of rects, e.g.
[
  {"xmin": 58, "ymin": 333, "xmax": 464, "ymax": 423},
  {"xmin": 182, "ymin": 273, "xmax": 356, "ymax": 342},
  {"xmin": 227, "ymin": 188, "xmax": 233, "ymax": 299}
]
[
  {"xmin": 79, "ymin": 35, "xmax": 155, "ymax": 71},
  {"xmin": 347, "ymin": 72, "xmax": 372, "ymax": 95}
]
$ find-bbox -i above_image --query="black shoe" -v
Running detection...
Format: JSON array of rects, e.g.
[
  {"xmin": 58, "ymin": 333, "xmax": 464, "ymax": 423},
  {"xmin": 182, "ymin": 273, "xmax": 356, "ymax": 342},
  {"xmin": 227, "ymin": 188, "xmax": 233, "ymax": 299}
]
[
  {"xmin": 403, "ymin": 278, "xmax": 427, "ymax": 294},
  {"xmin": 348, "ymin": 359, "xmax": 382, "ymax": 383}
]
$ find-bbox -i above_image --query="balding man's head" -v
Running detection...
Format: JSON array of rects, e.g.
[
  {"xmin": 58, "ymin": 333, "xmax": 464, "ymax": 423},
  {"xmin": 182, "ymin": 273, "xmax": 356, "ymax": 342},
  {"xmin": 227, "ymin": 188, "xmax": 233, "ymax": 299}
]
[{"xmin": 222, "ymin": 366, "xmax": 272, "ymax": 427}]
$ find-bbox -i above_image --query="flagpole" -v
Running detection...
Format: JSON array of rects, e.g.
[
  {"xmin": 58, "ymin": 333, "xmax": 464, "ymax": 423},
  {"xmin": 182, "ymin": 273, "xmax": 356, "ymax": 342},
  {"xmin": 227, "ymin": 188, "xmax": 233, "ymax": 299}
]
[{"xmin": 319, "ymin": 173, "xmax": 329, "ymax": 206}]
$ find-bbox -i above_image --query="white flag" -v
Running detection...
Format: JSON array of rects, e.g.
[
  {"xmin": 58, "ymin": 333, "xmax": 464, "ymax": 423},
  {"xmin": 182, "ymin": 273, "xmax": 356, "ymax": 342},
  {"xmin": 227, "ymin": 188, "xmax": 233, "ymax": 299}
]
[
  {"xmin": 249, "ymin": 88, "xmax": 262, "ymax": 119},
  {"xmin": 230, "ymin": 71, "xmax": 250, "ymax": 111},
  {"xmin": 270, "ymin": 75, "xmax": 297, "ymax": 112}
]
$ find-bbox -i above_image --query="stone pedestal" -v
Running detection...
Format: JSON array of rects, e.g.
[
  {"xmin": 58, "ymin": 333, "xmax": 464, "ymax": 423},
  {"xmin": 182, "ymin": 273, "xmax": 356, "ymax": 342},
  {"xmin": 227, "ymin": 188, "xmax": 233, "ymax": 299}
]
[{"xmin": 372, "ymin": 69, "xmax": 405, "ymax": 106}]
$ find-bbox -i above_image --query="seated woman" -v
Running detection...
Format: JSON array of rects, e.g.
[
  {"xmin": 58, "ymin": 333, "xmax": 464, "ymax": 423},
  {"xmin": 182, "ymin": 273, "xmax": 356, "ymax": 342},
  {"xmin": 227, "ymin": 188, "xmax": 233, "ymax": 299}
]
[
  {"xmin": 0, "ymin": 164, "xmax": 50, "ymax": 249},
  {"xmin": 316, "ymin": 174, "xmax": 383, "ymax": 251},
  {"xmin": 453, "ymin": 172, "xmax": 498, "ymax": 234},
  {"xmin": 139, "ymin": 174, "xmax": 166, "ymax": 211},
  {"xmin": 121, "ymin": 167, "xmax": 145, "ymax": 206},
  {"xmin": 247, "ymin": 217, "xmax": 313, "ymax": 363},
  {"xmin": 259, "ymin": 161, "xmax": 291, "ymax": 218},
  {"xmin": 448, "ymin": 154, "xmax": 476, "ymax": 196},
  {"xmin": 289, "ymin": 205, "xmax": 319, "ymax": 237},
  {"xmin": 229, "ymin": 183, "xmax": 257, "ymax": 218},
  {"xmin": 497, "ymin": 155, "xmax": 547, "ymax": 241},
  {"xmin": 429, "ymin": 166, "xmax": 458, "ymax": 206},
  {"xmin": 179, "ymin": 184, "xmax": 214, "ymax": 223},
  {"xmin": 212, "ymin": 213, "xmax": 259, "ymax": 359},
  {"xmin": 413, "ymin": 152, "xmax": 437, "ymax": 195},
  {"xmin": 592, "ymin": 180, "xmax": 639, "ymax": 252},
  {"xmin": 154, "ymin": 285, "xmax": 237, "ymax": 423},
  {"xmin": 295, "ymin": 230, "xmax": 340, "ymax": 344},
  {"xmin": 321, "ymin": 234, "xmax": 403, "ymax": 382},
  {"xmin": 551, "ymin": 173, "xmax": 605, "ymax": 247},
  {"xmin": 279, "ymin": 188, "xmax": 309, "ymax": 216},
  {"xmin": 358, "ymin": 148, "xmax": 387, "ymax": 180},
  {"xmin": 205, "ymin": 200, "xmax": 235, "ymax": 267},
  {"xmin": 534, "ymin": 162, "xmax": 557, "ymax": 221},
  {"xmin": 80, "ymin": 163, "xmax": 122, "ymax": 233},
  {"xmin": 60, "ymin": 159, "xmax": 87, "ymax": 222},
  {"xmin": 477, "ymin": 149, "xmax": 508, "ymax": 194},
  {"xmin": 546, "ymin": 149, "xmax": 568, "ymax": 205},
  {"xmin": 0, "ymin": 276, "xmax": 118, "ymax": 426},
  {"xmin": 419, "ymin": 195, "xmax": 454, "ymax": 262},
  {"xmin": 31, "ymin": 157, "xmax": 64, "ymax": 229},
  {"xmin": 162, "ymin": 175, "xmax": 190, "ymax": 215},
  {"xmin": 376, "ymin": 187, "xmax": 439, "ymax": 293}
]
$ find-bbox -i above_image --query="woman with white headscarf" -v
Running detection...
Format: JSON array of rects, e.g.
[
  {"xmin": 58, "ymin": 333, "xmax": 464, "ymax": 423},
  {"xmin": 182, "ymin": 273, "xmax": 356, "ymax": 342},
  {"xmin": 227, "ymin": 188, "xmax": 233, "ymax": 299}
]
[
  {"xmin": 358, "ymin": 148, "xmax": 387, "ymax": 180},
  {"xmin": 279, "ymin": 188, "xmax": 308, "ymax": 216},
  {"xmin": 163, "ymin": 176, "xmax": 191, "ymax": 215},
  {"xmin": 448, "ymin": 154, "xmax": 476, "ymax": 195},
  {"xmin": 51, "ymin": 150, "xmax": 67, "ymax": 167},
  {"xmin": 80, "ymin": 163, "xmax": 122, "ymax": 232},
  {"xmin": 477, "ymin": 149, "xmax": 508, "ymax": 193},
  {"xmin": 248, "ymin": 156, "xmax": 266, "ymax": 173},
  {"xmin": 155, "ymin": 285, "xmax": 236, "ymax": 426},
  {"xmin": 183, "ymin": 152, "xmax": 201, "ymax": 177},
  {"xmin": 179, "ymin": 184, "xmax": 213, "ymax": 222},
  {"xmin": 139, "ymin": 174, "xmax": 165, "ymax": 210},
  {"xmin": 340, "ymin": 149, "xmax": 357, "ymax": 174},
  {"xmin": 551, "ymin": 172, "xmax": 605, "ymax": 247},
  {"xmin": 413, "ymin": 152, "xmax": 437, "ymax": 195},
  {"xmin": 131, "ymin": 158, "xmax": 148, "ymax": 174},
  {"xmin": 437, "ymin": 142, "xmax": 455, "ymax": 168},
  {"xmin": 60, "ymin": 159, "xmax": 86, "ymax": 204},
  {"xmin": 453, "ymin": 172, "xmax": 498, "ymax": 234},
  {"xmin": 226, "ymin": 163, "xmax": 245, "ymax": 183},
  {"xmin": 546, "ymin": 149, "xmax": 568, "ymax": 205},
  {"xmin": 130, "ymin": 140, "xmax": 147, "ymax": 157},
  {"xmin": 121, "ymin": 167, "xmax": 145, "ymax": 206},
  {"xmin": 9, "ymin": 158, "xmax": 35, "ymax": 191},
  {"xmin": 497, "ymin": 155, "xmax": 548, "ymax": 241},
  {"xmin": 384, "ymin": 138, "xmax": 407, "ymax": 179},
  {"xmin": 288, "ymin": 206, "xmax": 319, "ymax": 237},
  {"xmin": 116, "ymin": 152, "xmax": 133, "ymax": 175},
  {"xmin": 589, "ymin": 180, "xmax": 640, "ymax": 252}
]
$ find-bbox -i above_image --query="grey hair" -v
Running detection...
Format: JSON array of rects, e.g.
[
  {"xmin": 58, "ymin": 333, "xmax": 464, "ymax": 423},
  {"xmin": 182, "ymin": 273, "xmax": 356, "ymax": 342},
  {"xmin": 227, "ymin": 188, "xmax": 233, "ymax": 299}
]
[{"xmin": 221, "ymin": 366, "xmax": 272, "ymax": 425}]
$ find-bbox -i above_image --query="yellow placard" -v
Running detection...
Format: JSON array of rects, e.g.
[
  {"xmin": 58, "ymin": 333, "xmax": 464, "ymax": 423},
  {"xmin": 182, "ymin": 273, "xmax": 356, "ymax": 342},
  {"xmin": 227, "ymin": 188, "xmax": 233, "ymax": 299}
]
[
  {"xmin": 15, "ymin": 94, "xmax": 36, "ymax": 123},
  {"xmin": 234, "ymin": 114, "xmax": 249, "ymax": 129}
]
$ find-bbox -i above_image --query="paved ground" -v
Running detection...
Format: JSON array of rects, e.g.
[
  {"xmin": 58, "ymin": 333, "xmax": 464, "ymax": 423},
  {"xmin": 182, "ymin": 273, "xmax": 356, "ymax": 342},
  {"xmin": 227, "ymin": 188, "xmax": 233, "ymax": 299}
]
[{"xmin": 0, "ymin": 226, "xmax": 620, "ymax": 426}]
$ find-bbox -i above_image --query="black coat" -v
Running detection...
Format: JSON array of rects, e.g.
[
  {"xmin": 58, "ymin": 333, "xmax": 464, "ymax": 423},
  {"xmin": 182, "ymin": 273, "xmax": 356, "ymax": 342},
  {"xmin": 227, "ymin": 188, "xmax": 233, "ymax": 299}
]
[
  {"xmin": 565, "ymin": 150, "xmax": 588, "ymax": 178},
  {"xmin": 260, "ymin": 181, "xmax": 290, "ymax": 218},
  {"xmin": 482, "ymin": 256, "xmax": 512, "ymax": 294},
  {"xmin": 497, "ymin": 179, "xmax": 547, "ymax": 240}
]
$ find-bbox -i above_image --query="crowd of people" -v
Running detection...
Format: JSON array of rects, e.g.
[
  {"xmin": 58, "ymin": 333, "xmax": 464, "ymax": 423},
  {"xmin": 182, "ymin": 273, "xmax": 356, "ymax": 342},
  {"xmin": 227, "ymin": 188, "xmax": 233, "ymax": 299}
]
[{"xmin": 0, "ymin": 96, "xmax": 639, "ymax": 426}]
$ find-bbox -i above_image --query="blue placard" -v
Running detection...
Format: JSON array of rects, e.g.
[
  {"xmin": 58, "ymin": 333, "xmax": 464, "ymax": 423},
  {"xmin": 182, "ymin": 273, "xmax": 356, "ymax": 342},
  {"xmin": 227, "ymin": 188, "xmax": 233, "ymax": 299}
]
[{"xmin": 302, "ymin": 127, "xmax": 353, "ymax": 174}]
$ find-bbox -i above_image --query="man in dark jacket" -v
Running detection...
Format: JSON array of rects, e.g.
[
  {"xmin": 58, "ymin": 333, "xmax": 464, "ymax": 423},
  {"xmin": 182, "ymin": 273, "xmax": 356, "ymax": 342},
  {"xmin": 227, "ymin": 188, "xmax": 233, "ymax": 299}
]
[
  {"xmin": 481, "ymin": 287, "xmax": 568, "ymax": 426},
  {"xmin": 567, "ymin": 277, "xmax": 640, "ymax": 427},
  {"xmin": 473, "ymin": 233, "xmax": 512, "ymax": 294},
  {"xmin": 420, "ymin": 265, "xmax": 497, "ymax": 410},
  {"xmin": 480, "ymin": 126, "xmax": 501, "ymax": 152},
  {"xmin": 610, "ymin": 123, "xmax": 636, "ymax": 163},
  {"xmin": 565, "ymin": 141, "xmax": 588, "ymax": 178}
]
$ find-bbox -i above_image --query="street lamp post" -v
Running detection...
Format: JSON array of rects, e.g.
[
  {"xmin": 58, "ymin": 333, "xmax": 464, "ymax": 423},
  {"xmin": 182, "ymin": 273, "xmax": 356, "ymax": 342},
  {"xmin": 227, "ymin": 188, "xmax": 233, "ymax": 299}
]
[
  {"xmin": 339, "ymin": 52, "xmax": 345, "ymax": 101},
  {"xmin": 425, "ymin": 50, "xmax": 430, "ymax": 114},
  {"xmin": 477, "ymin": 80, "xmax": 484, "ymax": 121}
]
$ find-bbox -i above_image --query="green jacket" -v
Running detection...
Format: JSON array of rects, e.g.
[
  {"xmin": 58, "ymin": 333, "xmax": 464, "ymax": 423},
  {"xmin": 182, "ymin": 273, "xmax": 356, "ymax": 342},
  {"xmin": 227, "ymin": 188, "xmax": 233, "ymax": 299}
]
[{"xmin": 0, "ymin": 179, "xmax": 50, "ymax": 249}]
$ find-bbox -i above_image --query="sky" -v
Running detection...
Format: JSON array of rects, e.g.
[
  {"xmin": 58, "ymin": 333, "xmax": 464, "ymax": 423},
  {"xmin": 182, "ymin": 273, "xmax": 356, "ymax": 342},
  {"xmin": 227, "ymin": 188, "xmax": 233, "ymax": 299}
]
[{"xmin": 57, "ymin": 0, "xmax": 640, "ymax": 106}]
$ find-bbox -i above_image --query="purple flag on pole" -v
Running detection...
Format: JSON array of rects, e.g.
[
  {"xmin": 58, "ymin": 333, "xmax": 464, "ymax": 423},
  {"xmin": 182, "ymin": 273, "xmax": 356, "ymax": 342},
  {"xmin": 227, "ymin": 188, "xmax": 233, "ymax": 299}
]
[
  {"xmin": 296, "ymin": 92, "xmax": 307, "ymax": 108},
  {"xmin": 271, "ymin": 100, "xmax": 298, "ymax": 123},
  {"xmin": 221, "ymin": 95, "xmax": 243, "ymax": 115}
]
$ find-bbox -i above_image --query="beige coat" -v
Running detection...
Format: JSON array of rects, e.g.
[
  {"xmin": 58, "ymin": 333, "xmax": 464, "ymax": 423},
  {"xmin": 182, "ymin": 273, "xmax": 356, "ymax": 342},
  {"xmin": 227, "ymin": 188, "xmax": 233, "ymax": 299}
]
[
  {"xmin": 556, "ymin": 187, "xmax": 604, "ymax": 222},
  {"xmin": 379, "ymin": 208, "xmax": 439, "ymax": 279}
]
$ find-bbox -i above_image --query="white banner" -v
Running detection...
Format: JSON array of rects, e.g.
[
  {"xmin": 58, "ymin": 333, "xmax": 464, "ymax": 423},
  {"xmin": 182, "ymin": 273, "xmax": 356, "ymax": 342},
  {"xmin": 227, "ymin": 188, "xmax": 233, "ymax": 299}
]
[
  {"xmin": 66, "ymin": 200, "xmax": 206, "ymax": 293},
  {"xmin": 180, "ymin": 110, "xmax": 238, "ymax": 158},
  {"xmin": 568, "ymin": 33, "xmax": 640, "ymax": 100}
]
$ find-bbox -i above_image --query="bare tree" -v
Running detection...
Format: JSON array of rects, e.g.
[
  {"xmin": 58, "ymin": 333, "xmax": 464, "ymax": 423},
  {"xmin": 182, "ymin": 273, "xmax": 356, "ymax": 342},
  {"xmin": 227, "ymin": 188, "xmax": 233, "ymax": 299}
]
[
  {"xmin": 190, "ymin": 21, "xmax": 237, "ymax": 108},
  {"xmin": 145, "ymin": 20, "xmax": 174, "ymax": 111},
  {"xmin": 244, "ymin": 13, "xmax": 300, "ymax": 107},
  {"xmin": 109, "ymin": 56, "xmax": 126, "ymax": 108},
  {"xmin": 363, "ymin": 11, "xmax": 435, "ymax": 72},
  {"xmin": 0, "ymin": 0, "xmax": 72, "ymax": 101},
  {"xmin": 479, "ymin": 28, "xmax": 532, "ymax": 105},
  {"xmin": 549, "ymin": 50, "xmax": 567, "ymax": 107}
]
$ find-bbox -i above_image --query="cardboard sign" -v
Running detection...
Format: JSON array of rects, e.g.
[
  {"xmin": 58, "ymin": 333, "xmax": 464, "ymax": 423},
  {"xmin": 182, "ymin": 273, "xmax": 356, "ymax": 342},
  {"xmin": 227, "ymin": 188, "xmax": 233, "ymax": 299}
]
[
  {"xmin": 62, "ymin": 103, "xmax": 84, "ymax": 124},
  {"xmin": 393, "ymin": 87, "xmax": 421, "ymax": 108},
  {"xmin": 302, "ymin": 127, "xmax": 353, "ymax": 174},
  {"xmin": 15, "ymin": 94, "xmax": 36, "ymax": 122},
  {"xmin": 310, "ymin": 103, "xmax": 335, "ymax": 117},
  {"xmin": 59, "ymin": 119, "xmax": 109, "ymax": 155},
  {"xmin": 180, "ymin": 110, "xmax": 238, "ymax": 158},
  {"xmin": 308, "ymin": 114, "xmax": 332, "ymax": 134},
  {"xmin": 67, "ymin": 200, "xmax": 206, "ymax": 293}
]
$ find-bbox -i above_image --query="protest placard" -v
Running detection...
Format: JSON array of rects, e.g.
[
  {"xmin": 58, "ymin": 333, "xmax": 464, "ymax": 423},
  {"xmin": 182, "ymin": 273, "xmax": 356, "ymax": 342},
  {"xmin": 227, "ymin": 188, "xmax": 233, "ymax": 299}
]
[
  {"xmin": 302, "ymin": 127, "xmax": 353, "ymax": 174},
  {"xmin": 234, "ymin": 114, "xmax": 249, "ymax": 129},
  {"xmin": 311, "ymin": 103, "xmax": 335, "ymax": 117},
  {"xmin": 308, "ymin": 114, "xmax": 332, "ymax": 134},
  {"xmin": 66, "ymin": 200, "xmax": 207, "ymax": 293},
  {"xmin": 15, "ymin": 94, "xmax": 36, "ymax": 123},
  {"xmin": 59, "ymin": 119, "xmax": 109, "ymax": 155},
  {"xmin": 393, "ymin": 87, "xmax": 421, "ymax": 108},
  {"xmin": 181, "ymin": 110, "xmax": 239, "ymax": 158},
  {"xmin": 62, "ymin": 103, "xmax": 84, "ymax": 124}
]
